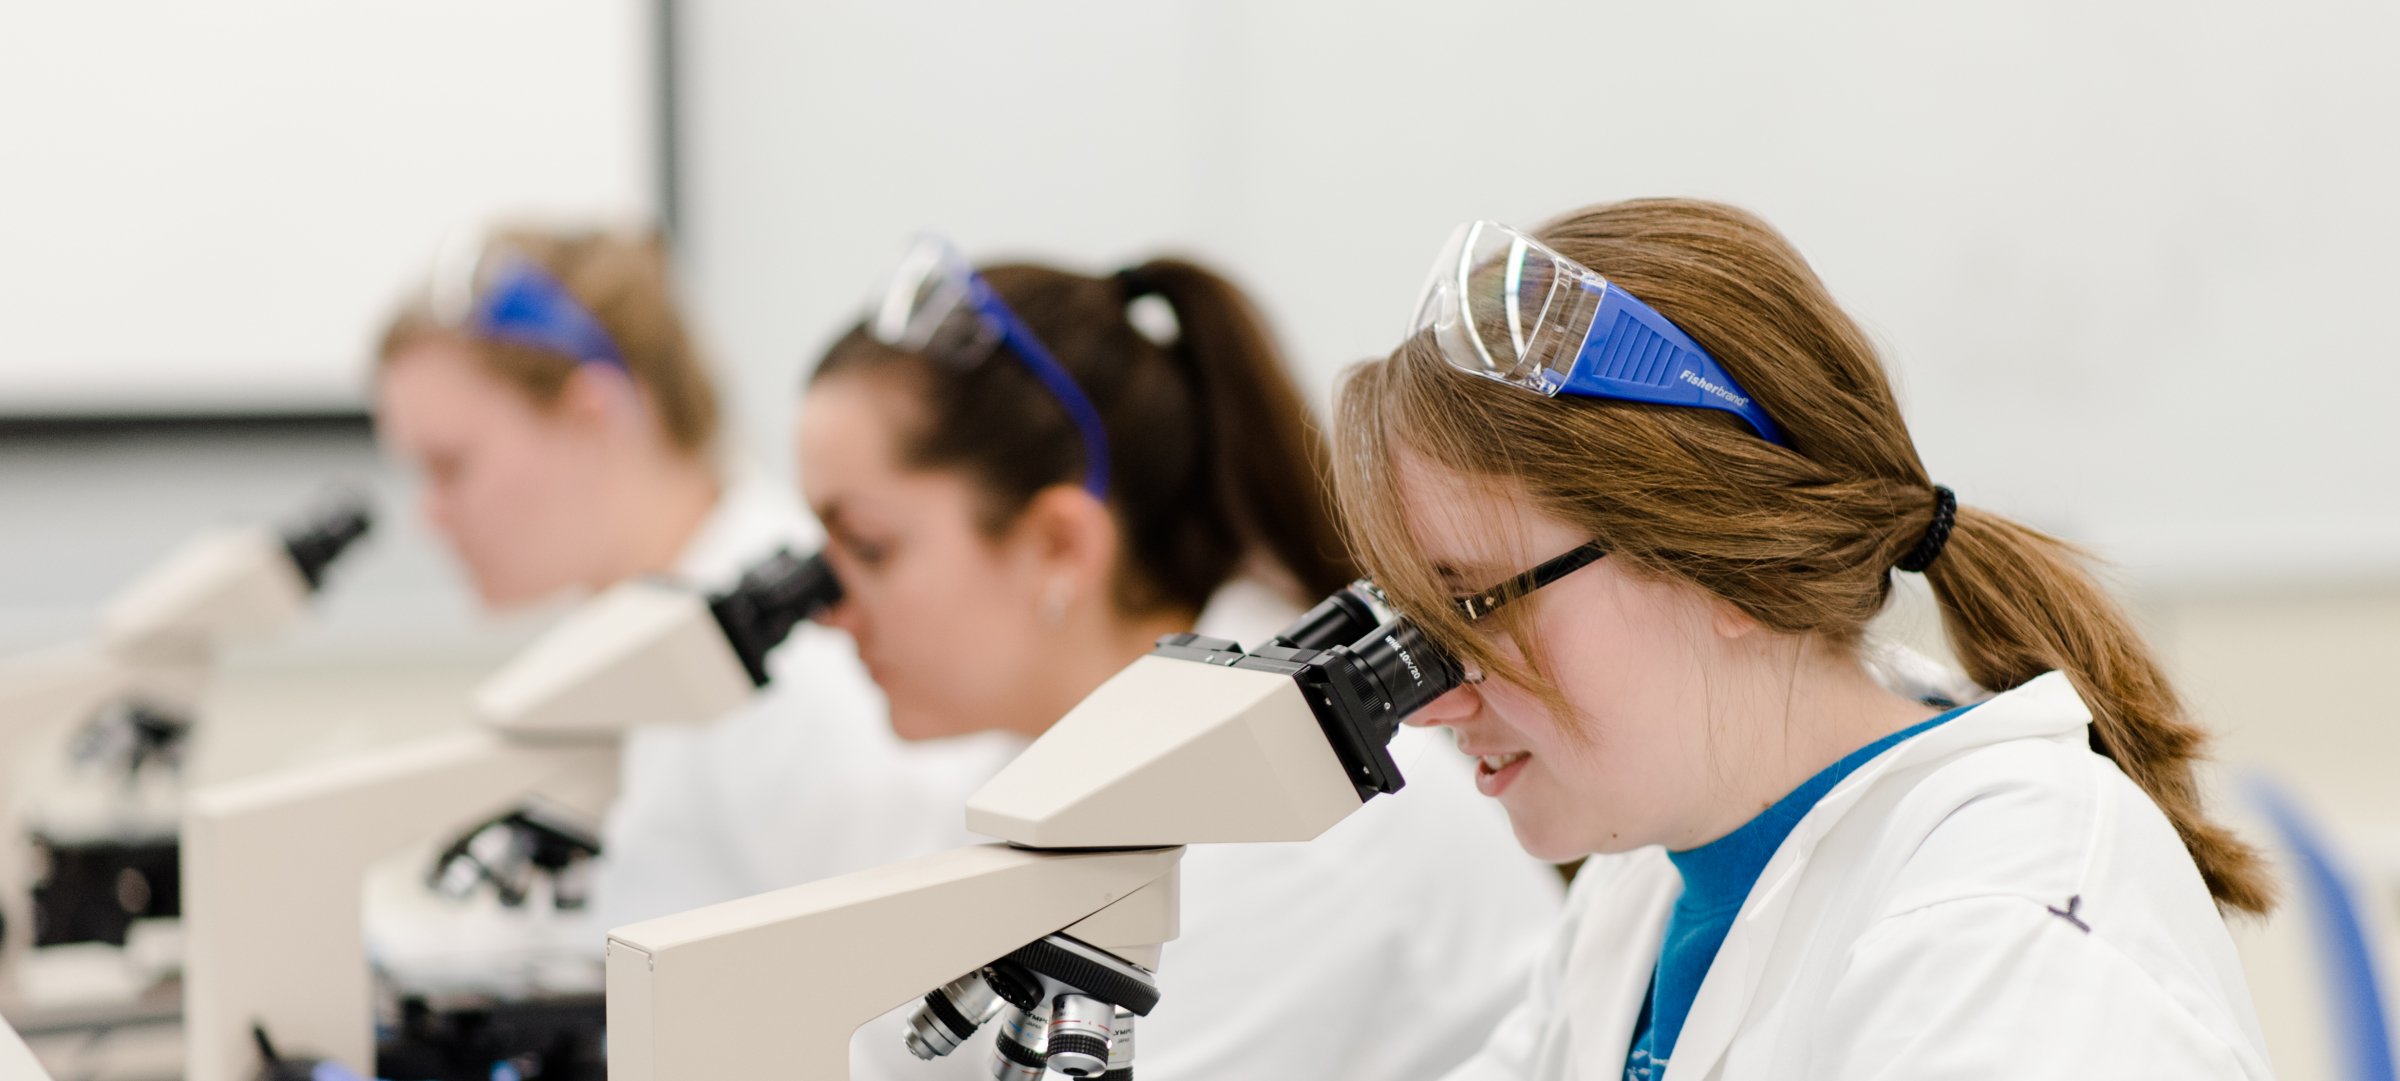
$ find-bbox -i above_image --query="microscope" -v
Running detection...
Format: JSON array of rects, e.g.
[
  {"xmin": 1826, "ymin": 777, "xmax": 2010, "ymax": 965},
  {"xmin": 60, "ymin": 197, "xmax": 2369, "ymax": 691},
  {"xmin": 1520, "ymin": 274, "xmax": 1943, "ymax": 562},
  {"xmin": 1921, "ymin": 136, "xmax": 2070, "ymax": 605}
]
[
  {"xmin": 179, "ymin": 547, "xmax": 841, "ymax": 1081},
  {"xmin": 605, "ymin": 582, "xmax": 1465, "ymax": 1080},
  {"xmin": 4, "ymin": 1009, "xmax": 59, "ymax": 1081},
  {"xmin": 0, "ymin": 495, "xmax": 371, "ymax": 976}
]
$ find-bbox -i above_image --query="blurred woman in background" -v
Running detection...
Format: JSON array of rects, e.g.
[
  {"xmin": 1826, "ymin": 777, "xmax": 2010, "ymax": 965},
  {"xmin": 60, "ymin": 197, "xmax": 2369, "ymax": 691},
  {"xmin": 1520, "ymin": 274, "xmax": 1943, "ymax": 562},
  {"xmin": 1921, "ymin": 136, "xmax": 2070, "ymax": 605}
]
[
  {"xmin": 370, "ymin": 226, "xmax": 1021, "ymax": 957},
  {"xmin": 797, "ymin": 238, "xmax": 1563, "ymax": 1079}
]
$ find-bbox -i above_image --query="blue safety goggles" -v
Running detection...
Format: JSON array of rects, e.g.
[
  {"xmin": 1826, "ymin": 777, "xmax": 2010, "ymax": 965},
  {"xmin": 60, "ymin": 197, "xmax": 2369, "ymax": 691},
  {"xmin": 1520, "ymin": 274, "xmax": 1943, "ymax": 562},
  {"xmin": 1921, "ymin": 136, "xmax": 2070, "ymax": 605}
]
[
  {"xmin": 867, "ymin": 237, "xmax": 1111, "ymax": 498},
  {"xmin": 1411, "ymin": 221, "xmax": 1784, "ymax": 445},
  {"xmin": 430, "ymin": 241, "xmax": 626, "ymax": 373}
]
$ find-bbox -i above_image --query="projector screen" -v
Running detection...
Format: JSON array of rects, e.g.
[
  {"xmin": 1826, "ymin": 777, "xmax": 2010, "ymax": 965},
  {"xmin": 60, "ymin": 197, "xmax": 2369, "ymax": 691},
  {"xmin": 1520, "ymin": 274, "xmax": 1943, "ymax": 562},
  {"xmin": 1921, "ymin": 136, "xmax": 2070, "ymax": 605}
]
[{"xmin": 0, "ymin": 1, "xmax": 658, "ymax": 417}]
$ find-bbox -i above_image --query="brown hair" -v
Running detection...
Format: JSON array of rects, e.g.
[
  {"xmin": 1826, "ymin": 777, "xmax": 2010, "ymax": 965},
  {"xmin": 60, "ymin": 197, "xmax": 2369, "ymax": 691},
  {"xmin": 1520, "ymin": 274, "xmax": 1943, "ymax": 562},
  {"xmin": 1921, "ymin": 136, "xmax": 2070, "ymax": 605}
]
[
  {"xmin": 377, "ymin": 226, "xmax": 720, "ymax": 458},
  {"xmin": 808, "ymin": 257, "xmax": 1354, "ymax": 616},
  {"xmin": 1334, "ymin": 198, "xmax": 2272, "ymax": 915}
]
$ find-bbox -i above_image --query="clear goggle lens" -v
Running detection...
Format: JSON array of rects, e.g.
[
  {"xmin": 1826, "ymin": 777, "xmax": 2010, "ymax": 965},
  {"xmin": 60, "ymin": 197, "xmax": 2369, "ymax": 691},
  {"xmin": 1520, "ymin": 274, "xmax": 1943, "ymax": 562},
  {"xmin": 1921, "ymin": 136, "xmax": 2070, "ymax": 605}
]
[
  {"xmin": 869, "ymin": 237, "xmax": 1003, "ymax": 366},
  {"xmin": 1410, "ymin": 221, "xmax": 1608, "ymax": 396},
  {"xmin": 424, "ymin": 232, "xmax": 624, "ymax": 370}
]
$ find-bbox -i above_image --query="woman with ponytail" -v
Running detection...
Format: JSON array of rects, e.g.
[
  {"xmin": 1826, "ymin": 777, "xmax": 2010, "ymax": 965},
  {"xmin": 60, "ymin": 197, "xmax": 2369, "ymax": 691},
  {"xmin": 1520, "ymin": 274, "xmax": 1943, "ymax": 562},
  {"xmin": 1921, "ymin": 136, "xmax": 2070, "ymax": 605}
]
[
  {"xmin": 796, "ymin": 239, "xmax": 1562, "ymax": 1080},
  {"xmin": 1334, "ymin": 201, "xmax": 2273, "ymax": 1079}
]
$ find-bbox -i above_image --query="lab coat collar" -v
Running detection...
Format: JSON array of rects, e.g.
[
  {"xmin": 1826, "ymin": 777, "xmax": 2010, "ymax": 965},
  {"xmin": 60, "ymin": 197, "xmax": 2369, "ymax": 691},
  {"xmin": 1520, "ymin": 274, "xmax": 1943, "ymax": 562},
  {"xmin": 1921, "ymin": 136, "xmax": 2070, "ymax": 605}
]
[{"xmin": 1662, "ymin": 671, "xmax": 2089, "ymax": 1080}]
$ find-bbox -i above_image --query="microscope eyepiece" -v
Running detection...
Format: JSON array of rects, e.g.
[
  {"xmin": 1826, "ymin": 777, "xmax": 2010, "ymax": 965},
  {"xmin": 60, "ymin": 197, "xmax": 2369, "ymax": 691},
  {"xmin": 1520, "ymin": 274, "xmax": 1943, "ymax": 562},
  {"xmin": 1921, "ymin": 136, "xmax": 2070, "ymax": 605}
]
[
  {"xmin": 278, "ymin": 492, "xmax": 374, "ymax": 593},
  {"xmin": 1339, "ymin": 617, "xmax": 1464, "ymax": 723},
  {"xmin": 1264, "ymin": 581, "xmax": 1386, "ymax": 651},
  {"xmin": 708, "ymin": 548, "xmax": 844, "ymax": 687}
]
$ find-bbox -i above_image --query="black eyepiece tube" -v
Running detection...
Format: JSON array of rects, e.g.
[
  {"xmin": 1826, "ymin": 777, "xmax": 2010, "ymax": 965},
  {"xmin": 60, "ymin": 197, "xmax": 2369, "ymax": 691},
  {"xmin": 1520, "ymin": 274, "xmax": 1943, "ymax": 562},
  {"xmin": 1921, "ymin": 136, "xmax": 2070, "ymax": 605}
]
[
  {"xmin": 1265, "ymin": 583, "xmax": 1382, "ymax": 651},
  {"xmin": 1307, "ymin": 615, "xmax": 1465, "ymax": 799},
  {"xmin": 709, "ymin": 548, "xmax": 845, "ymax": 687},
  {"xmin": 279, "ymin": 492, "xmax": 374, "ymax": 593},
  {"xmin": 1344, "ymin": 617, "xmax": 1464, "ymax": 724}
]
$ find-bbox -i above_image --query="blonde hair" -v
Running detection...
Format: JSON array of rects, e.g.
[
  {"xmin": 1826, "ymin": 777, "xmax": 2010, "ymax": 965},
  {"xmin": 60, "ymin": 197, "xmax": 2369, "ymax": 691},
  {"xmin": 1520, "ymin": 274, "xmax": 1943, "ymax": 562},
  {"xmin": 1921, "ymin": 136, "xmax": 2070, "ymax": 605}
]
[
  {"xmin": 1335, "ymin": 198, "xmax": 2272, "ymax": 915},
  {"xmin": 377, "ymin": 225, "xmax": 720, "ymax": 457}
]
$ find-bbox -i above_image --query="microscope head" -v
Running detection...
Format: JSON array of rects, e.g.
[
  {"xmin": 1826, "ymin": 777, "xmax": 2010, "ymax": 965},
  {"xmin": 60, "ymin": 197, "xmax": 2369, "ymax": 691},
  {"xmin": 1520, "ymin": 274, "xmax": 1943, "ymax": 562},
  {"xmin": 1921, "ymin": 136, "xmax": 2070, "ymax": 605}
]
[
  {"xmin": 965, "ymin": 584, "xmax": 1462, "ymax": 849},
  {"xmin": 98, "ymin": 492, "xmax": 373, "ymax": 661},
  {"xmin": 473, "ymin": 549, "xmax": 841, "ymax": 740}
]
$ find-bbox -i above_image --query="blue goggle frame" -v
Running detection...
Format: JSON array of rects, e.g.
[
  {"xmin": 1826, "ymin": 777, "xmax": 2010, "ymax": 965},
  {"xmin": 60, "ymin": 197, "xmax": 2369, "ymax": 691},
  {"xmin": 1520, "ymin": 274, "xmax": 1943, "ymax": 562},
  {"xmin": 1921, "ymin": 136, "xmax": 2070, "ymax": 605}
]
[
  {"xmin": 869, "ymin": 238, "xmax": 1111, "ymax": 498},
  {"xmin": 1414, "ymin": 220, "xmax": 1785, "ymax": 446},
  {"xmin": 466, "ymin": 255, "xmax": 628, "ymax": 374}
]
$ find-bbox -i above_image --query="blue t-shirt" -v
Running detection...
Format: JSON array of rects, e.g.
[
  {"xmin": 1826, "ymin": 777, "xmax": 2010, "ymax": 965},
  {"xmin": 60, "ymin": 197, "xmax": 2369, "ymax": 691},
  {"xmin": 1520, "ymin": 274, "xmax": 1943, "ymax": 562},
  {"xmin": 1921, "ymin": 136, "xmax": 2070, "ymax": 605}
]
[{"xmin": 1622, "ymin": 704, "xmax": 1973, "ymax": 1081}]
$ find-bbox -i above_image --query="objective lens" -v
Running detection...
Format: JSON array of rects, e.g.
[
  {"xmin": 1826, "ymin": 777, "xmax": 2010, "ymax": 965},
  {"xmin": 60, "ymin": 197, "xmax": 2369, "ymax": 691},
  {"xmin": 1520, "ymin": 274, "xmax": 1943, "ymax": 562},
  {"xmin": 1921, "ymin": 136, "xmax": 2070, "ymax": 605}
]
[
  {"xmin": 1043, "ymin": 994, "xmax": 1116, "ymax": 1077},
  {"xmin": 1105, "ymin": 1008, "xmax": 1136, "ymax": 1080},
  {"xmin": 990, "ymin": 1004, "xmax": 1047, "ymax": 1081},
  {"xmin": 902, "ymin": 971, "xmax": 1003, "ymax": 1061}
]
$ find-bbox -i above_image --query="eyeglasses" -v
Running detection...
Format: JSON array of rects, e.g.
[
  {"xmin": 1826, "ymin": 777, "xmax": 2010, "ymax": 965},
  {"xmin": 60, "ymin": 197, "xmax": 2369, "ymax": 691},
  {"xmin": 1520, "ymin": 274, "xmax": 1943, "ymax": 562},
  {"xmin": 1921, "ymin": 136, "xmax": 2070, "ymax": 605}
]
[
  {"xmin": 866, "ymin": 236, "xmax": 1111, "ymax": 498},
  {"xmin": 429, "ymin": 238, "xmax": 627, "ymax": 373},
  {"xmin": 1453, "ymin": 541, "xmax": 1607, "ymax": 622},
  {"xmin": 1412, "ymin": 220, "xmax": 1785, "ymax": 446}
]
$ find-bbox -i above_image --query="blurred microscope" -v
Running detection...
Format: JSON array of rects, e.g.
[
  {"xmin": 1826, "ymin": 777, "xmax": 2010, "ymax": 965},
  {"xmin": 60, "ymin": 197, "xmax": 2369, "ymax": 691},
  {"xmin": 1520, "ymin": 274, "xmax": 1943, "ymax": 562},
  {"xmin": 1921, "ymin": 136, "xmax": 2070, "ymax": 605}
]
[
  {"xmin": 0, "ymin": 494, "xmax": 371, "ymax": 1002},
  {"xmin": 606, "ymin": 582, "xmax": 1463, "ymax": 1080},
  {"xmin": 180, "ymin": 547, "xmax": 839, "ymax": 1081},
  {"xmin": 4, "ymin": 1009, "xmax": 59, "ymax": 1081}
]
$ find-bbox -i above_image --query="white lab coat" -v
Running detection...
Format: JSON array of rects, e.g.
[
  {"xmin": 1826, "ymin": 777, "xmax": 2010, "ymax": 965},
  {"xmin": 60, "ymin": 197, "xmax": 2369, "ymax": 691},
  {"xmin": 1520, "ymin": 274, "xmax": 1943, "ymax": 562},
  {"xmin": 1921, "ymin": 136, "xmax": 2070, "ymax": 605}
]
[
  {"xmin": 591, "ymin": 472, "xmax": 1026, "ymax": 929},
  {"xmin": 850, "ymin": 578, "xmax": 1566, "ymax": 1081},
  {"xmin": 1441, "ymin": 671, "xmax": 2275, "ymax": 1081}
]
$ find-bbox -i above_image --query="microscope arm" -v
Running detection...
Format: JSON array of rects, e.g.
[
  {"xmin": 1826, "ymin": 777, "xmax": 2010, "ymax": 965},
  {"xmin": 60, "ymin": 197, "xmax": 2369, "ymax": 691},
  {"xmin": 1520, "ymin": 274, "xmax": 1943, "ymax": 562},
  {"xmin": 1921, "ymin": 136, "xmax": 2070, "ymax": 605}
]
[
  {"xmin": 607, "ymin": 843, "xmax": 1180, "ymax": 1081},
  {"xmin": 3, "ymin": 1010, "xmax": 55, "ymax": 1081},
  {"xmin": 181, "ymin": 729, "xmax": 620, "ymax": 1081},
  {"xmin": 0, "ymin": 642, "xmax": 129, "ymax": 735}
]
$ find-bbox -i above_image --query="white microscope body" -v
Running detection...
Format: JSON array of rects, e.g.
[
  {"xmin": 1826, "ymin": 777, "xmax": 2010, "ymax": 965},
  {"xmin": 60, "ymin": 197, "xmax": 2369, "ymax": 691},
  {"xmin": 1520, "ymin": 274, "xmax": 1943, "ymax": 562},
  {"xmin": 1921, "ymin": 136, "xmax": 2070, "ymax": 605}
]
[
  {"xmin": 180, "ymin": 549, "xmax": 835, "ymax": 1081},
  {"xmin": 606, "ymin": 587, "xmax": 1458, "ymax": 1080},
  {"xmin": 0, "ymin": 497, "xmax": 369, "ymax": 970},
  {"xmin": 3, "ymin": 1009, "xmax": 59, "ymax": 1081}
]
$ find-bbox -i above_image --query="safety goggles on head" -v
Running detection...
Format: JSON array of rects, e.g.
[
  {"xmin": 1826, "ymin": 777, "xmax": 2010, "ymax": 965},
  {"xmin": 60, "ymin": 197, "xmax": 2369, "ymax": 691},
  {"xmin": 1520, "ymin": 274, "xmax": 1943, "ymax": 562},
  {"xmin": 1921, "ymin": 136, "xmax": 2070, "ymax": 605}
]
[
  {"xmin": 1411, "ymin": 220, "xmax": 1785, "ymax": 445},
  {"xmin": 867, "ymin": 236, "xmax": 1111, "ymax": 498},
  {"xmin": 429, "ymin": 238, "xmax": 627, "ymax": 373}
]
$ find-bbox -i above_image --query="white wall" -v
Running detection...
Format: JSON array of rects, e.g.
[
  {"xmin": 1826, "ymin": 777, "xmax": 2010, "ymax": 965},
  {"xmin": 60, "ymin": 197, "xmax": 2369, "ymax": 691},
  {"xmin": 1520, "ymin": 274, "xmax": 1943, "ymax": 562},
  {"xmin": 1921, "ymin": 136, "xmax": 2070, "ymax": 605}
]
[
  {"xmin": 679, "ymin": 0, "xmax": 2400, "ymax": 590},
  {"xmin": 0, "ymin": 0, "xmax": 656, "ymax": 416}
]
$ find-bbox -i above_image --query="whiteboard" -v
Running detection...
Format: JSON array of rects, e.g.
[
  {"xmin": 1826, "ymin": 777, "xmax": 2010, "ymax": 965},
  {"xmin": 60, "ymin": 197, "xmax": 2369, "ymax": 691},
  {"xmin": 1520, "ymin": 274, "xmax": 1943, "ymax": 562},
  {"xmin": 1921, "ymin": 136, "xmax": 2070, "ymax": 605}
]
[{"xmin": 0, "ymin": 1, "xmax": 657, "ymax": 417}]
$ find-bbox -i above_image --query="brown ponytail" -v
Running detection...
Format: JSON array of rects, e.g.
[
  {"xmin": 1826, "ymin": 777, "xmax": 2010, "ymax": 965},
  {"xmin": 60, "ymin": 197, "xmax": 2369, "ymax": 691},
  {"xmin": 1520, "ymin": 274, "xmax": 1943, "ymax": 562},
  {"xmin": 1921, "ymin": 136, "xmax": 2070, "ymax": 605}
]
[
  {"xmin": 809, "ymin": 254, "xmax": 1353, "ymax": 616},
  {"xmin": 1334, "ymin": 198, "xmax": 2273, "ymax": 915},
  {"xmin": 1925, "ymin": 509, "xmax": 2274, "ymax": 913},
  {"xmin": 1117, "ymin": 259, "xmax": 1353, "ymax": 601}
]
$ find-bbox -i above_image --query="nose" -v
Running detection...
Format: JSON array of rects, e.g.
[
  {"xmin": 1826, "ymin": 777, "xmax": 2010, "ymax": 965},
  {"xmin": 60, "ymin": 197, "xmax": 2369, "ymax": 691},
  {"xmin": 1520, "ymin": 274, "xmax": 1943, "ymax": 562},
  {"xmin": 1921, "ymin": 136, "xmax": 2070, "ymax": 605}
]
[
  {"xmin": 1405, "ymin": 682, "xmax": 1480, "ymax": 728},
  {"xmin": 817, "ymin": 591, "xmax": 865, "ymax": 640}
]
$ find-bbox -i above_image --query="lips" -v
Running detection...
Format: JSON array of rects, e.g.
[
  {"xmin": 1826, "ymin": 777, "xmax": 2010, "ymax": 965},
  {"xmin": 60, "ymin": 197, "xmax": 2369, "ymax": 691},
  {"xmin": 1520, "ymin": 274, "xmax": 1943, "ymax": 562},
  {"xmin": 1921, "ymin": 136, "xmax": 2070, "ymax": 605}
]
[{"xmin": 1465, "ymin": 749, "xmax": 1531, "ymax": 797}]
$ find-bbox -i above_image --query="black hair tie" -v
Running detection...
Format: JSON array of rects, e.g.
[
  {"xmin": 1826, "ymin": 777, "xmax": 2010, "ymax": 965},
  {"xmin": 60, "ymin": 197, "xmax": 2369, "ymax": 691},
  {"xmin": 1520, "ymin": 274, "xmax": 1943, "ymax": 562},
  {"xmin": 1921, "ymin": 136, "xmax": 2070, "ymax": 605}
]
[
  {"xmin": 1896, "ymin": 485, "xmax": 1957, "ymax": 573},
  {"xmin": 1114, "ymin": 265, "xmax": 1160, "ymax": 301}
]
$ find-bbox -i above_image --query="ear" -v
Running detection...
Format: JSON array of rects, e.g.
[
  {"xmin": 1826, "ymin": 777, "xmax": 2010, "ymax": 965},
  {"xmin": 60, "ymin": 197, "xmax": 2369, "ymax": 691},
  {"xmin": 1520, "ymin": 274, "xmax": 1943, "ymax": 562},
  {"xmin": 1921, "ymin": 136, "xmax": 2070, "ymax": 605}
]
[
  {"xmin": 1708, "ymin": 593, "xmax": 1765, "ymax": 641},
  {"xmin": 551, "ymin": 363, "xmax": 645, "ymax": 441},
  {"xmin": 1004, "ymin": 484, "xmax": 1120, "ymax": 600}
]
